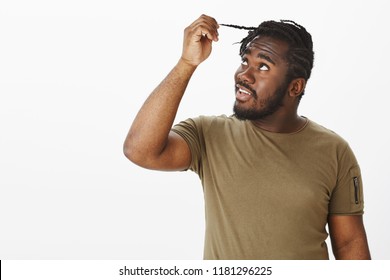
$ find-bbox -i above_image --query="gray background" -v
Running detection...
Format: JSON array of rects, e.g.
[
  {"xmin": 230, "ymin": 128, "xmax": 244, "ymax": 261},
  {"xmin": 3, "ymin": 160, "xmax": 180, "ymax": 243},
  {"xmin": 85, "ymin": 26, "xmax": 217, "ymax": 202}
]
[{"xmin": 1, "ymin": 0, "xmax": 389, "ymax": 259}]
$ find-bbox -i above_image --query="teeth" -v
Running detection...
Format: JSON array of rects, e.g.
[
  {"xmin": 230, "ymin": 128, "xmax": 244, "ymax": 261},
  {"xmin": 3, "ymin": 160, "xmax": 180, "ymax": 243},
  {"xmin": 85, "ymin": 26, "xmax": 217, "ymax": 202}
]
[{"xmin": 239, "ymin": 88, "xmax": 251, "ymax": 95}]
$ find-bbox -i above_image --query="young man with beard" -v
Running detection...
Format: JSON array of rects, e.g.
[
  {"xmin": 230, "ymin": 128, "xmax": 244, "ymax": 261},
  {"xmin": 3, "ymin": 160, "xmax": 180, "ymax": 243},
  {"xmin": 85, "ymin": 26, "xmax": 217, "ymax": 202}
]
[{"xmin": 123, "ymin": 15, "xmax": 371, "ymax": 260}]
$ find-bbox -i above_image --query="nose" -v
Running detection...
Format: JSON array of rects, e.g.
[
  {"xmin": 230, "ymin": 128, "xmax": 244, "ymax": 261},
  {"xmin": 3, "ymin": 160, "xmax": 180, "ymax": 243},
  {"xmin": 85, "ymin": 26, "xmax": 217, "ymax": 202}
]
[{"xmin": 236, "ymin": 66, "xmax": 254, "ymax": 84}]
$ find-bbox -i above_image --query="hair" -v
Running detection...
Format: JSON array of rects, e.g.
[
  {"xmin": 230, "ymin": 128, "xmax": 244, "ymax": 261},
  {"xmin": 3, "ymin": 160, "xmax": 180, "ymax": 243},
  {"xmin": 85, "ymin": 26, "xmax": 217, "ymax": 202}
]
[{"xmin": 221, "ymin": 20, "xmax": 314, "ymax": 98}]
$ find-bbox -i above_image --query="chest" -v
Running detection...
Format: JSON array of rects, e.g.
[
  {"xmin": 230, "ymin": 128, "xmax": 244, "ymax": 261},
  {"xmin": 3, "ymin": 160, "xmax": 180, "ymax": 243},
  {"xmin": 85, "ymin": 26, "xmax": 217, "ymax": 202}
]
[{"xmin": 201, "ymin": 131, "xmax": 338, "ymax": 214}]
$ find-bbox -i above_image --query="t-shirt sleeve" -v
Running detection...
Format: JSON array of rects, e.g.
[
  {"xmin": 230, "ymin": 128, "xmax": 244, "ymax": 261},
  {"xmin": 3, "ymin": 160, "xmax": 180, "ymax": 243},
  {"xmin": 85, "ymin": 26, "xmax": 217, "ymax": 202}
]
[
  {"xmin": 171, "ymin": 117, "xmax": 204, "ymax": 175},
  {"xmin": 329, "ymin": 144, "xmax": 365, "ymax": 215}
]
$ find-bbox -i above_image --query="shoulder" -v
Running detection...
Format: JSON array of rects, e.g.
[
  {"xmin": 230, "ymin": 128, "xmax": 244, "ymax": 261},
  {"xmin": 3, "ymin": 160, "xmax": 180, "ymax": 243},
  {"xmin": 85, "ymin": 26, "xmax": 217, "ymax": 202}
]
[
  {"xmin": 173, "ymin": 115, "xmax": 247, "ymax": 140},
  {"xmin": 305, "ymin": 120, "xmax": 354, "ymax": 160},
  {"xmin": 196, "ymin": 114, "xmax": 236, "ymax": 123},
  {"xmin": 305, "ymin": 119, "xmax": 360, "ymax": 164},
  {"xmin": 172, "ymin": 114, "xmax": 237, "ymax": 135},
  {"xmin": 189, "ymin": 114, "xmax": 243, "ymax": 130},
  {"xmin": 306, "ymin": 119, "xmax": 349, "ymax": 146}
]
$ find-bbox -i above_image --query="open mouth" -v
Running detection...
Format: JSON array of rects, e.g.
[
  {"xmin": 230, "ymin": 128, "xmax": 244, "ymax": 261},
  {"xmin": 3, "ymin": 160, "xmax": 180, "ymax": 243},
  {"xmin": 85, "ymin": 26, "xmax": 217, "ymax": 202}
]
[
  {"xmin": 238, "ymin": 87, "xmax": 252, "ymax": 95},
  {"xmin": 235, "ymin": 84, "xmax": 254, "ymax": 102}
]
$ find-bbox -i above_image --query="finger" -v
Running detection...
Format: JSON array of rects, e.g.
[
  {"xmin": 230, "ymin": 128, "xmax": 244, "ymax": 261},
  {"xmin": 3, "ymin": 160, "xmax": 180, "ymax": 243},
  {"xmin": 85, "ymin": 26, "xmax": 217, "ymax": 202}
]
[
  {"xmin": 199, "ymin": 27, "xmax": 218, "ymax": 42},
  {"xmin": 191, "ymin": 22, "xmax": 219, "ymax": 42},
  {"xmin": 199, "ymin": 14, "xmax": 219, "ymax": 29},
  {"xmin": 187, "ymin": 15, "xmax": 219, "ymax": 41},
  {"xmin": 199, "ymin": 15, "xmax": 219, "ymax": 39}
]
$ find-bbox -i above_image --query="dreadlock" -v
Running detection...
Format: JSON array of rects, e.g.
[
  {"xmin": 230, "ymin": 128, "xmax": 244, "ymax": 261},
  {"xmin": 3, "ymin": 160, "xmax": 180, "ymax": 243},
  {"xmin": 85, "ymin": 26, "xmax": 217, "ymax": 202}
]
[{"xmin": 221, "ymin": 20, "xmax": 314, "ymax": 98}]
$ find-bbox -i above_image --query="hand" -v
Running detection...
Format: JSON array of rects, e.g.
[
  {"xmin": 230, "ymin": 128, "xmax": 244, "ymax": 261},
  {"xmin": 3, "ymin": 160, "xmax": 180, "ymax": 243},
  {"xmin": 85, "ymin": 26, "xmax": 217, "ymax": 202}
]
[{"xmin": 180, "ymin": 14, "xmax": 219, "ymax": 67}]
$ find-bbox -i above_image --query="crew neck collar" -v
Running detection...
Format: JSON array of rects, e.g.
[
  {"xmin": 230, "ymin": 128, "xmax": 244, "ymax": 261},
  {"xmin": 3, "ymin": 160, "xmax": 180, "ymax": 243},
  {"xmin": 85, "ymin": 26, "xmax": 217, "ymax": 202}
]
[{"xmin": 248, "ymin": 116, "xmax": 310, "ymax": 135}]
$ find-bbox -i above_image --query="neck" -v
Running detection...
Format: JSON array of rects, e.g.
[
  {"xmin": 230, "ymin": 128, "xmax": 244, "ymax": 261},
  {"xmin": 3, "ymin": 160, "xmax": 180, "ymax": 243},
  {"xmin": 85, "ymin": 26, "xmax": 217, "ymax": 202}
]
[{"xmin": 250, "ymin": 111, "xmax": 307, "ymax": 133}]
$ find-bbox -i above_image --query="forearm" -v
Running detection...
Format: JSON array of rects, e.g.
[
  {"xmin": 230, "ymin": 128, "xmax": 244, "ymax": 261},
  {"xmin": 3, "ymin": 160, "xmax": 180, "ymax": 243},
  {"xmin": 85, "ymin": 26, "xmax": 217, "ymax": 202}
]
[
  {"xmin": 333, "ymin": 236, "xmax": 371, "ymax": 260},
  {"xmin": 124, "ymin": 59, "xmax": 196, "ymax": 163},
  {"xmin": 329, "ymin": 215, "xmax": 371, "ymax": 260}
]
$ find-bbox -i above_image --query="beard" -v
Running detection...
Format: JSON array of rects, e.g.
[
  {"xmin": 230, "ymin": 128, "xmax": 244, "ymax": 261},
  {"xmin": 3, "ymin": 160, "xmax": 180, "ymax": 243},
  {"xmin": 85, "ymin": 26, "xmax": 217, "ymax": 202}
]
[{"xmin": 233, "ymin": 80, "xmax": 289, "ymax": 121}]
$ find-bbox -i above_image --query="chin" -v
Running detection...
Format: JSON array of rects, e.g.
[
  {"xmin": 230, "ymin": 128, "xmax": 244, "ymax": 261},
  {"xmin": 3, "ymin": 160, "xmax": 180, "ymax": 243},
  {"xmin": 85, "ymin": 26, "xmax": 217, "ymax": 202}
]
[{"xmin": 233, "ymin": 104, "xmax": 274, "ymax": 121}]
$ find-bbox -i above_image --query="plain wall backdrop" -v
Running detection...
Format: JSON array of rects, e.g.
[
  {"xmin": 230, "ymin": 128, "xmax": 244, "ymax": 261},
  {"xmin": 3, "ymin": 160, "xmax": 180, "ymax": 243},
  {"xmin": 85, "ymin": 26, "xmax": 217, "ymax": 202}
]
[{"xmin": 0, "ymin": 0, "xmax": 389, "ymax": 259}]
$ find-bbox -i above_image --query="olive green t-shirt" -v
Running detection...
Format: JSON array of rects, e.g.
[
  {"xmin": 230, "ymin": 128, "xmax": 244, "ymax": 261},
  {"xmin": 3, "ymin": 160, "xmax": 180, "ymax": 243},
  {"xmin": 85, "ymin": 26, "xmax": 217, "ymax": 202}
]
[{"xmin": 172, "ymin": 115, "xmax": 364, "ymax": 260}]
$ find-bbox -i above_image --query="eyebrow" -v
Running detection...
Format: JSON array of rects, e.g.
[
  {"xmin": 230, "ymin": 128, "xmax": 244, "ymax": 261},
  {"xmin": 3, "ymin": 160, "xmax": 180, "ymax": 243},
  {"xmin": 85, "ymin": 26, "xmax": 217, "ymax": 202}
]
[
  {"xmin": 257, "ymin": 53, "xmax": 276, "ymax": 65},
  {"xmin": 243, "ymin": 48, "xmax": 277, "ymax": 66}
]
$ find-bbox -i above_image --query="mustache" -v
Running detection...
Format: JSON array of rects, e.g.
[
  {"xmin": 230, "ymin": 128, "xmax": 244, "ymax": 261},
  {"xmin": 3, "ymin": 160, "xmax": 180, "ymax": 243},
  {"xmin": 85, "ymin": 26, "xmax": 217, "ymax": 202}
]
[{"xmin": 236, "ymin": 81, "xmax": 257, "ymax": 98}]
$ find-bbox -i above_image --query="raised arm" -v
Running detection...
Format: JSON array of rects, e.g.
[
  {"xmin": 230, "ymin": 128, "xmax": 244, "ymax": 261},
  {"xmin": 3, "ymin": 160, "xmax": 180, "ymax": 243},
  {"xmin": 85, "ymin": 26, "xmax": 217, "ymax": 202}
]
[
  {"xmin": 328, "ymin": 214, "xmax": 371, "ymax": 259},
  {"xmin": 123, "ymin": 15, "xmax": 219, "ymax": 171}
]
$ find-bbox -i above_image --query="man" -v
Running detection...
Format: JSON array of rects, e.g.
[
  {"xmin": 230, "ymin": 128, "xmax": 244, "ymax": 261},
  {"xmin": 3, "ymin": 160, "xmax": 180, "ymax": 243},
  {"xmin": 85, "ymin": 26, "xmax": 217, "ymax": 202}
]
[{"xmin": 123, "ymin": 15, "xmax": 371, "ymax": 260}]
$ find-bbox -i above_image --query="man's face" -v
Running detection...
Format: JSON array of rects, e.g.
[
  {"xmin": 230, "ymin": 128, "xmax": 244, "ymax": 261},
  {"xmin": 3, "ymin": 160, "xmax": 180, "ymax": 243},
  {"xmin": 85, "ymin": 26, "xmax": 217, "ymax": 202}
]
[{"xmin": 233, "ymin": 36, "xmax": 290, "ymax": 120}]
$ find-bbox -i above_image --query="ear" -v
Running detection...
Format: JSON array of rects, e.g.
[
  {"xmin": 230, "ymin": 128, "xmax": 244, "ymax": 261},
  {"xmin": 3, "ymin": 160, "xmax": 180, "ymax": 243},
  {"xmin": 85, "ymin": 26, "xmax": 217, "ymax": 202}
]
[{"xmin": 288, "ymin": 78, "xmax": 306, "ymax": 98}]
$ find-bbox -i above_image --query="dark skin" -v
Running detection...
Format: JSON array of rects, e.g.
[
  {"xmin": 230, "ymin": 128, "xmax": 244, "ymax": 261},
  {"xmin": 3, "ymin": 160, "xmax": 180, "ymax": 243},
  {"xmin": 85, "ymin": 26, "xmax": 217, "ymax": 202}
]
[
  {"xmin": 124, "ymin": 14, "xmax": 371, "ymax": 259},
  {"xmin": 234, "ymin": 36, "xmax": 307, "ymax": 133}
]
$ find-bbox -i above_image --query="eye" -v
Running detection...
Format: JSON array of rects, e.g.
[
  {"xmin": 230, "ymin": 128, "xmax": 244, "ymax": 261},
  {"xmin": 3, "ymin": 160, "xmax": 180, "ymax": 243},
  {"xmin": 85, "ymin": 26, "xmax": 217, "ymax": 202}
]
[
  {"xmin": 241, "ymin": 59, "xmax": 248, "ymax": 66},
  {"xmin": 258, "ymin": 63, "xmax": 269, "ymax": 71}
]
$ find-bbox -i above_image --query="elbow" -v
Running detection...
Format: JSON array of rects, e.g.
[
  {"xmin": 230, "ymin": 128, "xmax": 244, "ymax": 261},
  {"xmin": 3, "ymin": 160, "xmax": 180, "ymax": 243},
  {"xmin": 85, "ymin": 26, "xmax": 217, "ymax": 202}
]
[
  {"xmin": 123, "ymin": 140, "xmax": 140, "ymax": 165},
  {"xmin": 123, "ymin": 134, "xmax": 139, "ymax": 162},
  {"xmin": 123, "ymin": 139, "xmax": 156, "ymax": 168},
  {"xmin": 123, "ymin": 144, "xmax": 132, "ymax": 161}
]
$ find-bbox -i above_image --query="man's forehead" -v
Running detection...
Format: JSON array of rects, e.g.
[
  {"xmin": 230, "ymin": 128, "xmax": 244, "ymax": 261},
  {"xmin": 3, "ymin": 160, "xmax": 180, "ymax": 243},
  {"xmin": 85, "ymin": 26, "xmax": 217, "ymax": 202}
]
[{"xmin": 243, "ymin": 35, "xmax": 288, "ymax": 59}]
